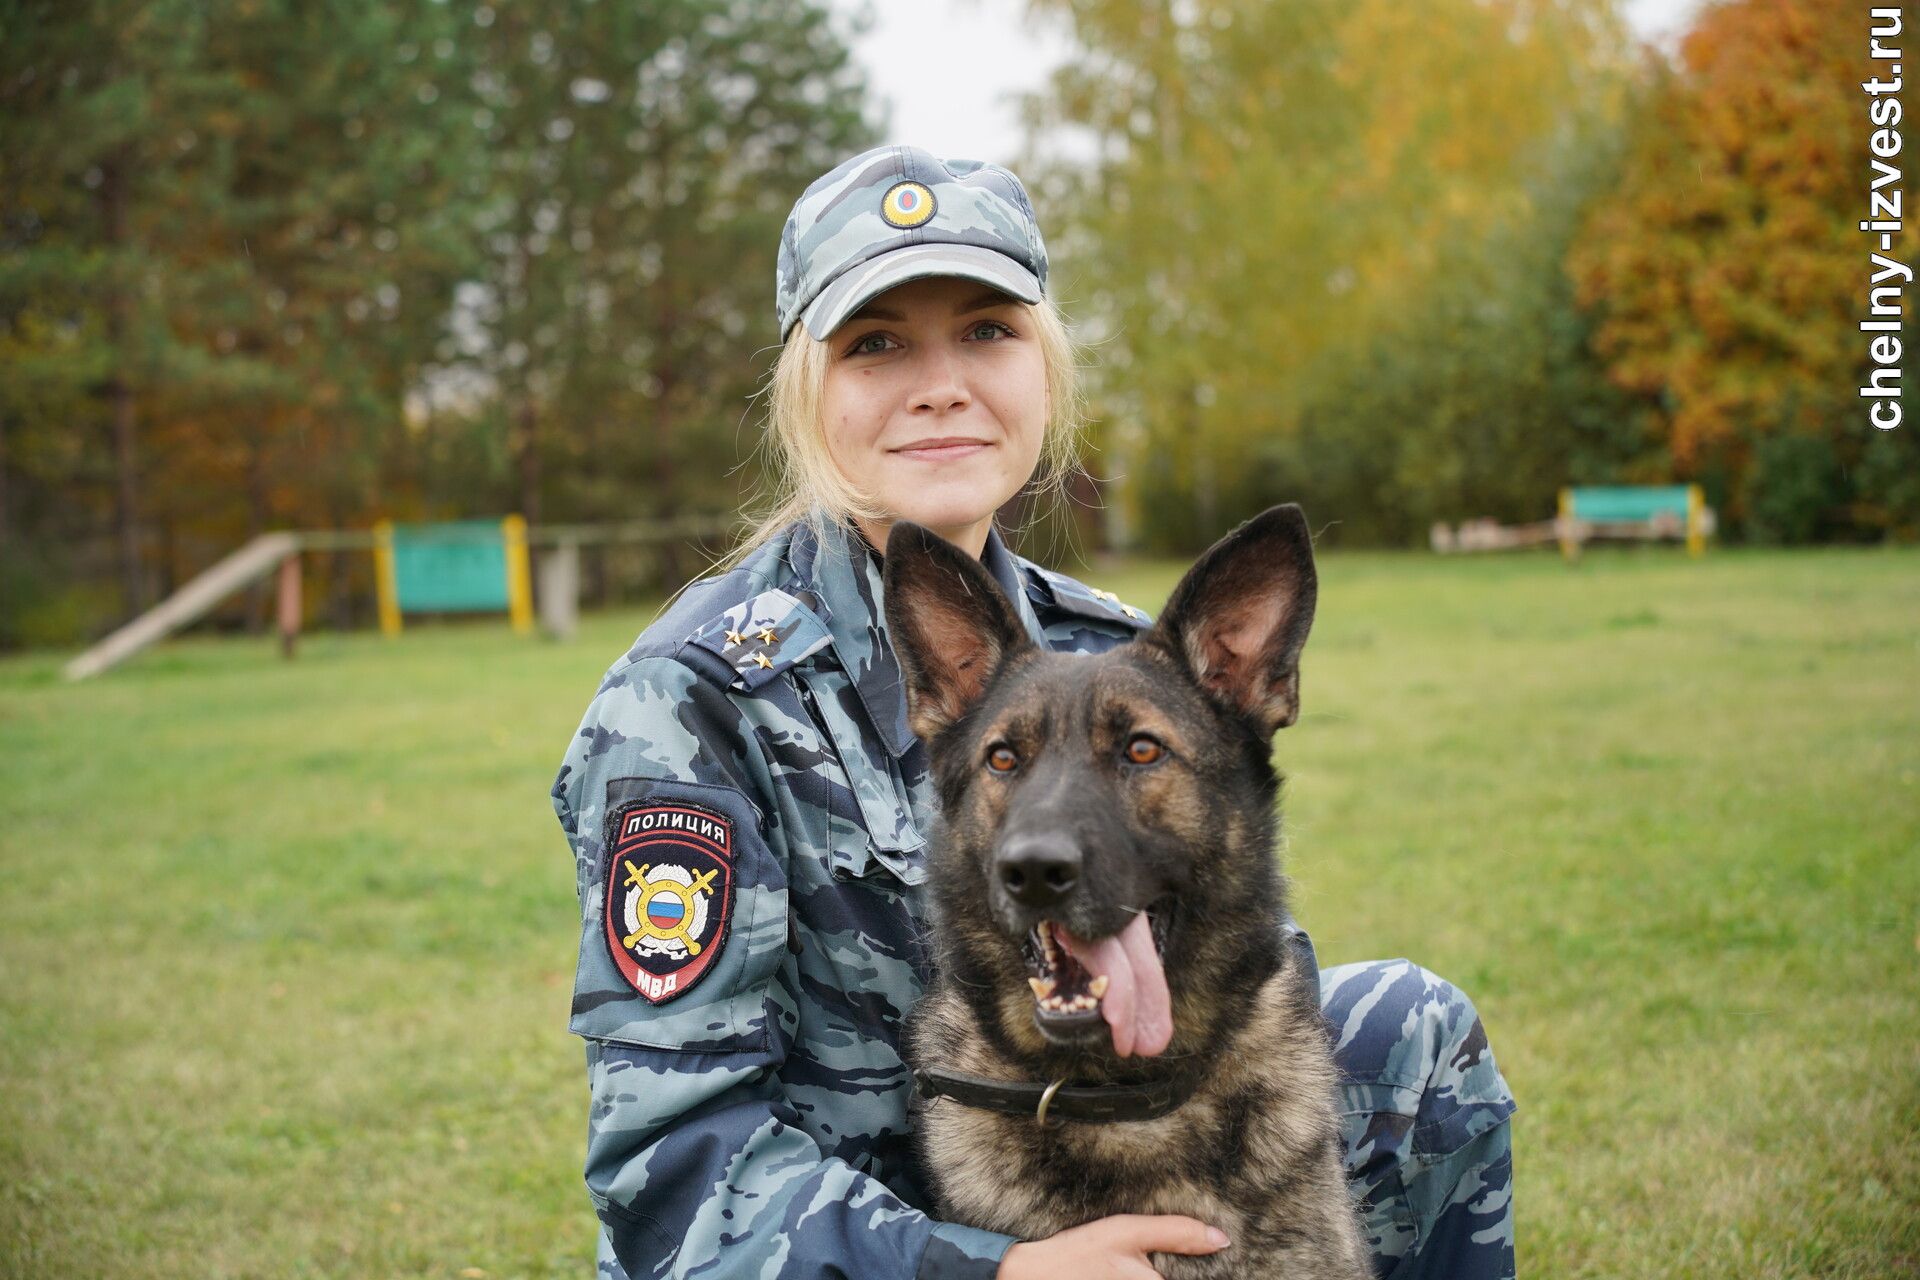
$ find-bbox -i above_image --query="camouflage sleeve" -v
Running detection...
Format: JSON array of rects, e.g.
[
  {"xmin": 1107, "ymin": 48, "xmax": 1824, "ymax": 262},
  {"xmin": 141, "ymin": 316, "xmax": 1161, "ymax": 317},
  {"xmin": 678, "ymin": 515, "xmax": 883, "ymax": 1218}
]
[
  {"xmin": 553, "ymin": 654, "xmax": 1015, "ymax": 1280},
  {"xmin": 1319, "ymin": 960, "xmax": 1516, "ymax": 1279}
]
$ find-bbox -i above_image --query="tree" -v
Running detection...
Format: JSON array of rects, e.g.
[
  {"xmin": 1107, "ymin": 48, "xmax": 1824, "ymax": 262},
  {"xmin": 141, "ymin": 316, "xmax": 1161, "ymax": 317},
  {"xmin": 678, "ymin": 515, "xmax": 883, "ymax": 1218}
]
[
  {"xmin": 459, "ymin": 0, "xmax": 877, "ymax": 552},
  {"xmin": 0, "ymin": 0, "xmax": 231, "ymax": 618},
  {"xmin": 1022, "ymin": 0, "xmax": 1636, "ymax": 550},
  {"xmin": 0, "ymin": 0, "xmax": 883, "ymax": 646},
  {"xmin": 1567, "ymin": 0, "xmax": 1914, "ymax": 538},
  {"xmin": 0, "ymin": 0, "xmax": 488, "ymax": 632},
  {"xmin": 1268, "ymin": 128, "xmax": 1651, "ymax": 546}
]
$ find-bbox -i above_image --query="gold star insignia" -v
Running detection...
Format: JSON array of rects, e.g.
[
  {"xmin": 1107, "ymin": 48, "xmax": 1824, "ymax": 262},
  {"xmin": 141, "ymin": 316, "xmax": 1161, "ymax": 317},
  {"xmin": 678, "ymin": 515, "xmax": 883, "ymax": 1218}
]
[
  {"xmin": 1091, "ymin": 588, "xmax": 1119, "ymax": 604},
  {"xmin": 752, "ymin": 651, "xmax": 774, "ymax": 670},
  {"xmin": 758, "ymin": 627, "xmax": 778, "ymax": 646},
  {"xmin": 1122, "ymin": 605, "xmax": 1142, "ymax": 619},
  {"xmin": 723, "ymin": 628, "xmax": 745, "ymax": 647}
]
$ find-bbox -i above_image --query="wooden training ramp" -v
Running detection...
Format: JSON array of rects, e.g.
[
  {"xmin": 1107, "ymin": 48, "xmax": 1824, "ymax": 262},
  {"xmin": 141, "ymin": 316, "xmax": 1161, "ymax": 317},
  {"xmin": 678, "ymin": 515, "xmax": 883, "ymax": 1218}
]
[
  {"xmin": 63, "ymin": 532, "xmax": 301, "ymax": 680},
  {"xmin": 60, "ymin": 515, "xmax": 732, "ymax": 680}
]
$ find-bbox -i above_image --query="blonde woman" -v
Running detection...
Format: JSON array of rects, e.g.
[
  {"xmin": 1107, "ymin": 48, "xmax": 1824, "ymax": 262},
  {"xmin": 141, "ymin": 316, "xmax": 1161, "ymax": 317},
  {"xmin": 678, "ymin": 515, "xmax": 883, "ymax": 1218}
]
[{"xmin": 550, "ymin": 146, "xmax": 1516, "ymax": 1280}]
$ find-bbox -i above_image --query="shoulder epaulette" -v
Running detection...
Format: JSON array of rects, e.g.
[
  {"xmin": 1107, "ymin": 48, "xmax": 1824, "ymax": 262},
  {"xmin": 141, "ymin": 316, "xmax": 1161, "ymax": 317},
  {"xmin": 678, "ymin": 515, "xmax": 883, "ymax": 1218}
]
[
  {"xmin": 682, "ymin": 588, "xmax": 833, "ymax": 690},
  {"xmin": 1021, "ymin": 564, "xmax": 1153, "ymax": 629}
]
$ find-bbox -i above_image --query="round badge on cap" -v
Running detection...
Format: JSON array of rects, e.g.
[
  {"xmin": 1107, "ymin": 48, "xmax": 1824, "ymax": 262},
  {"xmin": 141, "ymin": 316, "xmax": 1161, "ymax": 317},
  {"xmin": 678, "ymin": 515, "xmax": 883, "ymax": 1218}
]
[{"xmin": 880, "ymin": 180, "xmax": 936, "ymax": 229}]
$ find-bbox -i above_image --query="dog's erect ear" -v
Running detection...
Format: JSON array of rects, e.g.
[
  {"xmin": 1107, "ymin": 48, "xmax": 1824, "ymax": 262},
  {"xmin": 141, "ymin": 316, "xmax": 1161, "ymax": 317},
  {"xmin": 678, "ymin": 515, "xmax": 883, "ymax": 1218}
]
[
  {"xmin": 1150, "ymin": 504, "xmax": 1318, "ymax": 737},
  {"xmin": 882, "ymin": 522, "xmax": 1034, "ymax": 740}
]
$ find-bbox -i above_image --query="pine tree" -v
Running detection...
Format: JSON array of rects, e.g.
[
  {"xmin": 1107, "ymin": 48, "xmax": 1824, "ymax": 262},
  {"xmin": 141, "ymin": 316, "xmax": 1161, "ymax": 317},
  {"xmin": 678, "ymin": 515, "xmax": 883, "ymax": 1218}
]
[
  {"xmin": 0, "ymin": 0, "xmax": 230, "ymax": 618},
  {"xmin": 459, "ymin": 0, "xmax": 877, "ymax": 548}
]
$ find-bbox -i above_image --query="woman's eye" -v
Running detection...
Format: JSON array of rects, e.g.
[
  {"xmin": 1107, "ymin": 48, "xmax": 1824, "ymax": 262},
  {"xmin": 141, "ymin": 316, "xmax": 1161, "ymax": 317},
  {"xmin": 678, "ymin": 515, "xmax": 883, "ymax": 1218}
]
[
  {"xmin": 969, "ymin": 320, "xmax": 1013, "ymax": 341},
  {"xmin": 986, "ymin": 744, "xmax": 1020, "ymax": 774},
  {"xmin": 848, "ymin": 332, "xmax": 894, "ymax": 356},
  {"xmin": 1124, "ymin": 735, "xmax": 1164, "ymax": 766}
]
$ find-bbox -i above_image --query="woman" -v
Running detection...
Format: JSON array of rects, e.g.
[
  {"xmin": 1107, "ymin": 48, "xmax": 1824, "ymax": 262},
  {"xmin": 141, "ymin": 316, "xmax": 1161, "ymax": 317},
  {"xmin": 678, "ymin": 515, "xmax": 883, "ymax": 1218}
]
[{"xmin": 550, "ymin": 145, "xmax": 1515, "ymax": 1280}]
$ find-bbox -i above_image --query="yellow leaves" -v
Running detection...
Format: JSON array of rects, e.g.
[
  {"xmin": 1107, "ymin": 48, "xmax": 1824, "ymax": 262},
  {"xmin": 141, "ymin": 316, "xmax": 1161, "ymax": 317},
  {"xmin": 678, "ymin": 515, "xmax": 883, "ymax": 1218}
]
[{"xmin": 1045, "ymin": 0, "xmax": 1649, "ymax": 528}]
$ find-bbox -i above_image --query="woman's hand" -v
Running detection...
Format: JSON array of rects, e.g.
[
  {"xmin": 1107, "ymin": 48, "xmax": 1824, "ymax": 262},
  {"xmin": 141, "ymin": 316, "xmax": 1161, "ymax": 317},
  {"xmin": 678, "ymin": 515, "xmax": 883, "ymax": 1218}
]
[{"xmin": 997, "ymin": 1214, "xmax": 1232, "ymax": 1279}]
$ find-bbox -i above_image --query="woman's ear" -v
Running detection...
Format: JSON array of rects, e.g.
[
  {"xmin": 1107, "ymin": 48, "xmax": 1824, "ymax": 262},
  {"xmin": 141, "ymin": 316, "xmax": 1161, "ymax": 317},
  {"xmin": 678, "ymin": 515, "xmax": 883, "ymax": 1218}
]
[{"xmin": 882, "ymin": 523, "xmax": 1033, "ymax": 740}]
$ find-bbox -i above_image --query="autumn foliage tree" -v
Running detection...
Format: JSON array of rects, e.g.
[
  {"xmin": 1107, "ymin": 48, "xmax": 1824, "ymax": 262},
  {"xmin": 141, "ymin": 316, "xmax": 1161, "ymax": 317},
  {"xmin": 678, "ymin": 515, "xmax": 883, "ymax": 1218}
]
[{"xmin": 1567, "ymin": 0, "xmax": 1919, "ymax": 540}]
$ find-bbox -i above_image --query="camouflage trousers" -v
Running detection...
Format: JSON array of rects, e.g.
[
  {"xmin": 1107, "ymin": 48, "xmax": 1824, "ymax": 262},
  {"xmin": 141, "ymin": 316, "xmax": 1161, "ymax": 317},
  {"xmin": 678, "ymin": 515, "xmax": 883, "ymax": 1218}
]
[
  {"xmin": 591, "ymin": 954, "xmax": 1516, "ymax": 1280},
  {"xmin": 1320, "ymin": 958, "xmax": 1517, "ymax": 1280}
]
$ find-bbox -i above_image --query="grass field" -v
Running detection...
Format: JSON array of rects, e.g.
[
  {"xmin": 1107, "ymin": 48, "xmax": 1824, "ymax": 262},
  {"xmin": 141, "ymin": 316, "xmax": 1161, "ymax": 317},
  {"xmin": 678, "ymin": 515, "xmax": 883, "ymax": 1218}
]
[{"xmin": 2, "ymin": 545, "xmax": 1917, "ymax": 1278}]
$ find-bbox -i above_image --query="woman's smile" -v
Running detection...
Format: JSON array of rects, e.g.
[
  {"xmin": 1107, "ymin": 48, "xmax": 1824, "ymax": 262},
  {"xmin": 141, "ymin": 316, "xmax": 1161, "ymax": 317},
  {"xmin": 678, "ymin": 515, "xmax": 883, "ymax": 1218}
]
[{"xmin": 891, "ymin": 435, "xmax": 994, "ymax": 462}]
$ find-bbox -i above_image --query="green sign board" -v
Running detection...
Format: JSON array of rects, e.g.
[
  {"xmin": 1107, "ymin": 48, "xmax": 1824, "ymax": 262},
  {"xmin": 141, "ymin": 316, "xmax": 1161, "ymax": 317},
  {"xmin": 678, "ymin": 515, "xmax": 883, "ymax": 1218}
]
[
  {"xmin": 389, "ymin": 520, "xmax": 511, "ymax": 611},
  {"xmin": 1566, "ymin": 486, "xmax": 1693, "ymax": 522},
  {"xmin": 373, "ymin": 516, "xmax": 534, "ymax": 634}
]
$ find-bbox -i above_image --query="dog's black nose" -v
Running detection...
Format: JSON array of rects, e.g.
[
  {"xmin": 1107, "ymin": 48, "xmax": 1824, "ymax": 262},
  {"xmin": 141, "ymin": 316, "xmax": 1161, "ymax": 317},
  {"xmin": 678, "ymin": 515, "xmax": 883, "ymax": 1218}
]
[{"xmin": 996, "ymin": 835, "xmax": 1081, "ymax": 906}]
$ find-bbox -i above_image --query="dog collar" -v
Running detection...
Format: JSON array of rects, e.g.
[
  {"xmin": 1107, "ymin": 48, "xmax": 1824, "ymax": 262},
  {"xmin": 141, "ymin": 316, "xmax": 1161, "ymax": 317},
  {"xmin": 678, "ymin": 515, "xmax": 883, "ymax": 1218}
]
[{"xmin": 912, "ymin": 1066, "xmax": 1197, "ymax": 1127}]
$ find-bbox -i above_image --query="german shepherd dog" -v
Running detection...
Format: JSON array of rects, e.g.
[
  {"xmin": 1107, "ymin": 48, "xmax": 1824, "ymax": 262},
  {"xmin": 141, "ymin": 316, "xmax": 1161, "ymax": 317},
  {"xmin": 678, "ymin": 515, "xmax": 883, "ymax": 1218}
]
[{"xmin": 882, "ymin": 505, "xmax": 1370, "ymax": 1280}]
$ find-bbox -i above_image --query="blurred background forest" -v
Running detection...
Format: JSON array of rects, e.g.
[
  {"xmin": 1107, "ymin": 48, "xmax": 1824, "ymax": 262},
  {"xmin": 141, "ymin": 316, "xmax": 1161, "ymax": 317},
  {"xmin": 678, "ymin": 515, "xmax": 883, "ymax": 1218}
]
[{"xmin": 1, "ymin": 0, "xmax": 1911, "ymax": 650}]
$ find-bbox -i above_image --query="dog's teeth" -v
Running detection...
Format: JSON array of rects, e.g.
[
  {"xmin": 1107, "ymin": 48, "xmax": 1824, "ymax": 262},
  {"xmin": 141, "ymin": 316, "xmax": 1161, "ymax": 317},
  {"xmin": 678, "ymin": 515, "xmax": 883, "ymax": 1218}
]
[
  {"xmin": 1088, "ymin": 975, "xmax": 1109, "ymax": 998},
  {"xmin": 1029, "ymin": 977, "xmax": 1055, "ymax": 999}
]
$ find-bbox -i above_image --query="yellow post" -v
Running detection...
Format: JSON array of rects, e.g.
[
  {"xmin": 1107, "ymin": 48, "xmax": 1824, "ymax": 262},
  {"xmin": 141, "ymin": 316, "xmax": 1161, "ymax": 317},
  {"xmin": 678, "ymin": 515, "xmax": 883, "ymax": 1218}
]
[
  {"xmin": 373, "ymin": 520, "xmax": 402, "ymax": 637},
  {"xmin": 503, "ymin": 514, "xmax": 534, "ymax": 635},
  {"xmin": 1557, "ymin": 487, "xmax": 1577, "ymax": 562},
  {"xmin": 1685, "ymin": 484, "xmax": 1706, "ymax": 557}
]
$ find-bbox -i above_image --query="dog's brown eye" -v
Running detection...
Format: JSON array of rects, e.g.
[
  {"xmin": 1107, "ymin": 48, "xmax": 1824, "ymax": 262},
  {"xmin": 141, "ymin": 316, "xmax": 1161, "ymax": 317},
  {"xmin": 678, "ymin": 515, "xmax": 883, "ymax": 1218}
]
[
  {"xmin": 986, "ymin": 745, "xmax": 1020, "ymax": 773},
  {"xmin": 1125, "ymin": 735, "xmax": 1164, "ymax": 765}
]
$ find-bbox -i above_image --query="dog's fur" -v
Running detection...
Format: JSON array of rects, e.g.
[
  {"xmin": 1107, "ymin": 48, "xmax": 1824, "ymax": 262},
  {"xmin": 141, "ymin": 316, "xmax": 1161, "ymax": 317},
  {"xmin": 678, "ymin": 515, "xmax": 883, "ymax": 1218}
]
[{"xmin": 883, "ymin": 505, "xmax": 1370, "ymax": 1280}]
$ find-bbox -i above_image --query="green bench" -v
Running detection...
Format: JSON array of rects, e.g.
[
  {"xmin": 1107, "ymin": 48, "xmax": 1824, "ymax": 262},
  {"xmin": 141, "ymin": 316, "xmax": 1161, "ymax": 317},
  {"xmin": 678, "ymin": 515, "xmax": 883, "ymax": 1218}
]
[{"xmin": 1556, "ymin": 485, "xmax": 1712, "ymax": 558}]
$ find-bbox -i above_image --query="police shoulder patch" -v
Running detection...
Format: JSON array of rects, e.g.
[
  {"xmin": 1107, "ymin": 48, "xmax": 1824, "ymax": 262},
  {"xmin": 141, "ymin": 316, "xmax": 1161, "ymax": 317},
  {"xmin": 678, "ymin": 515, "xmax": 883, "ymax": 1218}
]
[{"xmin": 603, "ymin": 801, "xmax": 736, "ymax": 1004}]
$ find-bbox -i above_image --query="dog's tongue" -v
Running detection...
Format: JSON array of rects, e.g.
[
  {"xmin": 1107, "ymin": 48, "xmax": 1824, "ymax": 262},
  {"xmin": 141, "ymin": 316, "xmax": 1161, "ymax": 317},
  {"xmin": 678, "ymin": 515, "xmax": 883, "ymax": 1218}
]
[{"xmin": 1056, "ymin": 913, "xmax": 1172, "ymax": 1058}]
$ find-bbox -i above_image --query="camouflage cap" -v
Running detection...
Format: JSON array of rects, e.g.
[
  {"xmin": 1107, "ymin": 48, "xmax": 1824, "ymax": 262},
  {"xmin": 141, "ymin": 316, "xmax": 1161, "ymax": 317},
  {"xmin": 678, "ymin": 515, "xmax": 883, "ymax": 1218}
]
[{"xmin": 776, "ymin": 144, "xmax": 1050, "ymax": 342}]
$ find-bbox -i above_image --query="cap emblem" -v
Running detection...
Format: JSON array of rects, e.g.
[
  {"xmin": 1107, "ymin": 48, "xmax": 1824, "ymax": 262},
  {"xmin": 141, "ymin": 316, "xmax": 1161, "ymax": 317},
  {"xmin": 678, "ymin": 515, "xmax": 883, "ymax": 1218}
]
[{"xmin": 880, "ymin": 180, "xmax": 937, "ymax": 229}]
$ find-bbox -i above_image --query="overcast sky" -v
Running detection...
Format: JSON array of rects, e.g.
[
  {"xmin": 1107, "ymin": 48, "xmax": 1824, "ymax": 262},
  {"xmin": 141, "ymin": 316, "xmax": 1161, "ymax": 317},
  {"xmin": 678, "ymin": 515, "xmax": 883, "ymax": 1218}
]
[{"xmin": 830, "ymin": 0, "xmax": 1713, "ymax": 166}]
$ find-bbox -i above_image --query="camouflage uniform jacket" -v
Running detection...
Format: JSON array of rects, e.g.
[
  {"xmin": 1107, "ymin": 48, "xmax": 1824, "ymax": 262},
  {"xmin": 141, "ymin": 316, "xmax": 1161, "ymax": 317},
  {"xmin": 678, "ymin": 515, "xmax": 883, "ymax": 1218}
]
[{"xmin": 551, "ymin": 517, "xmax": 1519, "ymax": 1280}]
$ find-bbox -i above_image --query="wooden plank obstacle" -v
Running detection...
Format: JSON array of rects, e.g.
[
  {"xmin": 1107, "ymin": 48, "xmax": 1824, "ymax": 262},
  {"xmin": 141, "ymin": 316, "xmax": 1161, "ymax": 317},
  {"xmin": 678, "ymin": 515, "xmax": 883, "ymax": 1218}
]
[
  {"xmin": 61, "ymin": 532, "xmax": 303, "ymax": 680},
  {"xmin": 61, "ymin": 515, "xmax": 728, "ymax": 679}
]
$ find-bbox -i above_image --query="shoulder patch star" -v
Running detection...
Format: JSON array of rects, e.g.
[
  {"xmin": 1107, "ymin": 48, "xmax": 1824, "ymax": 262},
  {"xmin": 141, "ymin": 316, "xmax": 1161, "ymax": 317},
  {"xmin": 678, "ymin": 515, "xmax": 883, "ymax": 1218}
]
[
  {"xmin": 723, "ymin": 628, "xmax": 745, "ymax": 647},
  {"xmin": 752, "ymin": 651, "xmax": 774, "ymax": 670},
  {"xmin": 757, "ymin": 627, "xmax": 778, "ymax": 646}
]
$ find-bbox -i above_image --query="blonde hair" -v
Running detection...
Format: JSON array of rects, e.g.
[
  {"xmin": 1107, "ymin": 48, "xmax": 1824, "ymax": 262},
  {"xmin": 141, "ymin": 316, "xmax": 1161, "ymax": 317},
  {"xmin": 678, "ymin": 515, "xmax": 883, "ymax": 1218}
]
[{"xmin": 723, "ymin": 294, "xmax": 1088, "ymax": 570}]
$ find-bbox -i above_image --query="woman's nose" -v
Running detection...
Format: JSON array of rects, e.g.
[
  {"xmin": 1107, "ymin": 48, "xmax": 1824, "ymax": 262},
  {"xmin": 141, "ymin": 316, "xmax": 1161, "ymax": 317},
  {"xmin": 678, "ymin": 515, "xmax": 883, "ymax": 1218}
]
[{"xmin": 910, "ymin": 347, "xmax": 971, "ymax": 413}]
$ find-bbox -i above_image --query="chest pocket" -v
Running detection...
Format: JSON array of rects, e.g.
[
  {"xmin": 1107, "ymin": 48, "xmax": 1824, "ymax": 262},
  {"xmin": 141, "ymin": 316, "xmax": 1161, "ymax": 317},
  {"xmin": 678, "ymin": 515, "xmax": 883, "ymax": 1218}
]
[{"xmin": 794, "ymin": 668, "xmax": 930, "ymax": 887}]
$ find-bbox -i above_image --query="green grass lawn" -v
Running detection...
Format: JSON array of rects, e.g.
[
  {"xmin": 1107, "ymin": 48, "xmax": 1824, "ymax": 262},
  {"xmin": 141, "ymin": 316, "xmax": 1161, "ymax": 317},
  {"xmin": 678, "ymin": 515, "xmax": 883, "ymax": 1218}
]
[{"xmin": 2, "ymin": 545, "xmax": 1916, "ymax": 1278}]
